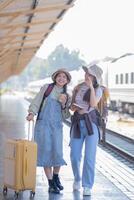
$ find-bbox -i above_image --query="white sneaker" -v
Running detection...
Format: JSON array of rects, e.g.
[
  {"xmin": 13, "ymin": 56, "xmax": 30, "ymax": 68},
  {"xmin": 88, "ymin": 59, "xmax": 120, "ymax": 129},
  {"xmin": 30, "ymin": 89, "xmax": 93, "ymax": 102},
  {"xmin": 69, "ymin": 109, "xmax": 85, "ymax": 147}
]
[
  {"xmin": 73, "ymin": 181, "xmax": 80, "ymax": 191},
  {"xmin": 83, "ymin": 187, "xmax": 91, "ymax": 196}
]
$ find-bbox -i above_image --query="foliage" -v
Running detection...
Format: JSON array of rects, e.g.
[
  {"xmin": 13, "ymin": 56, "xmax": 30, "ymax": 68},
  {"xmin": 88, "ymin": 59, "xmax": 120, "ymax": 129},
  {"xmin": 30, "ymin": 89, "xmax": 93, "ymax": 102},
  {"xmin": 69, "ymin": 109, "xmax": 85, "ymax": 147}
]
[{"xmin": 46, "ymin": 44, "xmax": 85, "ymax": 75}]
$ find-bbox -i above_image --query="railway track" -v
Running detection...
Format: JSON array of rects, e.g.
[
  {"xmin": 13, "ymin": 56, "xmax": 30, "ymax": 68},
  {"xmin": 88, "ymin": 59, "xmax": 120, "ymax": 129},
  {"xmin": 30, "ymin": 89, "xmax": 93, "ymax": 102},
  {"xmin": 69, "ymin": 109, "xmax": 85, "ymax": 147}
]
[{"xmin": 102, "ymin": 129, "xmax": 134, "ymax": 164}]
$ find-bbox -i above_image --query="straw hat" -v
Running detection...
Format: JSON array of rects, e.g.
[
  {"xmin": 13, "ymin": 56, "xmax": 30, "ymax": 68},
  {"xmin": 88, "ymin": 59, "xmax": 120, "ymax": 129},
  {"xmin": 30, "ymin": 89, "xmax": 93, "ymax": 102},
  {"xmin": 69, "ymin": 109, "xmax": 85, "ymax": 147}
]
[
  {"xmin": 52, "ymin": 68, "xmax": 71, "ymax": 83},
  {"xmin": 82, "ymin": 64, "xmax": 103, "ymax": 84}
]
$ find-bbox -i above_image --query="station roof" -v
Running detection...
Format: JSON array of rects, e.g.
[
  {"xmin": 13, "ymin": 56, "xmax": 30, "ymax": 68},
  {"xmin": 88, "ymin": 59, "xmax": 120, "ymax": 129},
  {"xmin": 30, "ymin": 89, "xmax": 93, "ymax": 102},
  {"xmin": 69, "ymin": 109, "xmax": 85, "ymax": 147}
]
[{"xmin": 0, "ymin": 0, "xmax": 75, "ymax": 83}]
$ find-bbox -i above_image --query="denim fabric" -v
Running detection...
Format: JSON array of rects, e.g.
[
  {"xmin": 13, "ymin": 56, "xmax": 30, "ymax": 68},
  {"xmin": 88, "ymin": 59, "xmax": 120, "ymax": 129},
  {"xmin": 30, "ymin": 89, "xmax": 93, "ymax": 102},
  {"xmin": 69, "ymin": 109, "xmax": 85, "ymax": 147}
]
[
  {"xmin": 70, "ymin": 120, "xmax": 99, "ymax": 188},
  {"xmin": 34, "ymin": 96, "xmax": 66, "ymax": 167}
]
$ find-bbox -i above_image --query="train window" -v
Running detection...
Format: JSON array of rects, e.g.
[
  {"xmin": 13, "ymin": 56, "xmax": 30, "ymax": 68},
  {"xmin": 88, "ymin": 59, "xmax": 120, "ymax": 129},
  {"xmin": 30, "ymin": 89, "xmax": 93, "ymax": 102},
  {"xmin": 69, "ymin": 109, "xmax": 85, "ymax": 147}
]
[
  {"xmin": 131, "ymin": 72, "xmax": 134, "ymax": 83},
  {"xmin": 120, "ymin": 74, "xmax": 123, "ymax": 84},
  {"xmin": 115, "ymin": 74, "xmax": 118, "ymax": 84},
  {"xmin": 125, "ymin": 73, "xmax": 128, "ymax": 84}
]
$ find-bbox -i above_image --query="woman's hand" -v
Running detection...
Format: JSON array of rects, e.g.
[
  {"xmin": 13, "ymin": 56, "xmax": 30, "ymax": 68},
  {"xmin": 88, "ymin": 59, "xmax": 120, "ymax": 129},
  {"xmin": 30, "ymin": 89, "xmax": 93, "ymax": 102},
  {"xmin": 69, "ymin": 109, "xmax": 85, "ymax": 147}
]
[
  {"xmin": 85, "ymin": 75, "xmax": 94, "ymax": 88},
  {"xmin": 26, "ymin": 113, "xmax": 34, "ymax": 121},
  {"xmin": 59, "ymin": 94, "xmax": 67, "ymax": 108}
]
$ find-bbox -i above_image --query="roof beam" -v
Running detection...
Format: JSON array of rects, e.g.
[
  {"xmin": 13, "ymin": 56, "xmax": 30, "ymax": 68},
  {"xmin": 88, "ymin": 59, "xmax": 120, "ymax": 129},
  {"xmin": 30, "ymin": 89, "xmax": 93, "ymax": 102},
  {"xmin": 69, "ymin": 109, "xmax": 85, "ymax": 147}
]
[
  {"xmin": 0, "ymin": 37, "xmax": 19, "ymax": 47},
  {"xmin": 0, "ymin": 18, "xmax": 61, "ymax": 29},
  {"xmin": 0, "ymin": 30, "xmax": 52, "ymax": 42},
  {"xmin": 0, "ymin": 0, "xmax": 14, "ymax": 11},
  {"xmin": 0, "ymin": 50, "xmax": 17, "ymax": 64},
  {"xmin": 0, "ymin": 48, "xmax": 35, "ymax": 64},
  {"xmin": 1, "ymin": 38, "xmax": 42, "ymax": 47},
  {"xmin": 0, "ymin": 37, "xmax": 43, "ymax": 49},
  {"xmin": 0, "ymin": 45, "xmax": 39, "ymax": 57},
  {"xmin": 4, "ymin": 26, "xmax": 18, "ymax": 37},
  {"xmin": 0, "ymin": 4, "xmax": 72, "ymax": 17}
]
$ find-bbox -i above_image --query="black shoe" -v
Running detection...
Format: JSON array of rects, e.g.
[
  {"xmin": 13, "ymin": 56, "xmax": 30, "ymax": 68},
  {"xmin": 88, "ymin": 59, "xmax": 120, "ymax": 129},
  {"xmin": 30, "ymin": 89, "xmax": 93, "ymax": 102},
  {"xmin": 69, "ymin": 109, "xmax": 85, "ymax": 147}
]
[
  {"xmin": 53, "ymin": 174, "xmax": 64, "ymax": 190},
  {"xmin": 48, "ymin": 185, "xmax": 60, "ymax": 194},
  {"xmin": 48, "ymin": 179, "xmax": 60, "ymax": 194}
]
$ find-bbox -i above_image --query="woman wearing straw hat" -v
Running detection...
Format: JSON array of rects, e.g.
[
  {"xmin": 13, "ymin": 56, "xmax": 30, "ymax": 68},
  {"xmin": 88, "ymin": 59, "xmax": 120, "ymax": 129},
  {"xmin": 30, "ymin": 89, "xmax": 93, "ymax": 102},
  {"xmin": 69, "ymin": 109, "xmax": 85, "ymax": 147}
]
[
  {"xmin": 26, "ymin": 69, "xmax": 71, "ymax": 194},
  {"xmin": 70, "ymin": 64, "xmax": 103, "ymax": 196}
]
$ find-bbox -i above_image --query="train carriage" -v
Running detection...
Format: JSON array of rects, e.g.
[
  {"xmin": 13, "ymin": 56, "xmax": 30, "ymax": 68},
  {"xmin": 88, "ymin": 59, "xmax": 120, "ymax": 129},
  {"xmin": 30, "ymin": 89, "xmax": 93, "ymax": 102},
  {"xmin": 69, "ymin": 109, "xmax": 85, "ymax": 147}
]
[{"xmin": 106, "ymin": 56, "xmax": 134, "ymax": 114}]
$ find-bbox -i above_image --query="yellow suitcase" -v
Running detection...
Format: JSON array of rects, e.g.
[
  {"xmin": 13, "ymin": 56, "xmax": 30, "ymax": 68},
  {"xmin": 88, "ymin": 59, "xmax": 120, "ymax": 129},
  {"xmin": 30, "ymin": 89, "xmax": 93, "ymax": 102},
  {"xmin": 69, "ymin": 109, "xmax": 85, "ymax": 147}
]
[{"xmin": 3, "ymin": 123, "xmax": 37, "ymax": 198}]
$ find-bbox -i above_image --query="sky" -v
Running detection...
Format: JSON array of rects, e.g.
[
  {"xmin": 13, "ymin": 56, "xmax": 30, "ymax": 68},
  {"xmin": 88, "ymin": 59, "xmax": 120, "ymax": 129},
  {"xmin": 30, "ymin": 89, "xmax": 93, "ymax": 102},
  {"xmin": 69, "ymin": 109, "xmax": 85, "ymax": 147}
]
[{"xmin": 36, "ymin": 0, "xmax": 134, "ymax": 64}]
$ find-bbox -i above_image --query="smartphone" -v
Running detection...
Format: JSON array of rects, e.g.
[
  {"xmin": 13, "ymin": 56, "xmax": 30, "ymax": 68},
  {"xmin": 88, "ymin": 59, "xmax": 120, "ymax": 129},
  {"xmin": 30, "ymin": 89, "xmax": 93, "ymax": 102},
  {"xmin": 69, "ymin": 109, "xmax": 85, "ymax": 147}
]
[{"xmin": 72, "ymin": 103, "xmax": 84, "ymax": 110}]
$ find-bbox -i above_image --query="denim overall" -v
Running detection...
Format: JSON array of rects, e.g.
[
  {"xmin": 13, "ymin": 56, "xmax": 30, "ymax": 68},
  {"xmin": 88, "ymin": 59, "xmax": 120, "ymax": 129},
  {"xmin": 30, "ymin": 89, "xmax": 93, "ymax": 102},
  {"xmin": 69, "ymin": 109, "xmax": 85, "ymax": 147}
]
[{"xmin": 34, "ymin": 94, "xmax": 66, "ymax": 167}]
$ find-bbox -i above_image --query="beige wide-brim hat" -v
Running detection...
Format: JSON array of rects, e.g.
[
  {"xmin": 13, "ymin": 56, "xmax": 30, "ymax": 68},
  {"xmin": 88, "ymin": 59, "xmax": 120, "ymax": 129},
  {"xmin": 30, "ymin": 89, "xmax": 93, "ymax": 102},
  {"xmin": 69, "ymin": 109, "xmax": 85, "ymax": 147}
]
[
  {"xmin": 52, "ymin": 68, "xmax": 71, "ymax": 83},
  {"xmin": 82, "ymin": 64, "xmax": 103, "ymax": 85}
]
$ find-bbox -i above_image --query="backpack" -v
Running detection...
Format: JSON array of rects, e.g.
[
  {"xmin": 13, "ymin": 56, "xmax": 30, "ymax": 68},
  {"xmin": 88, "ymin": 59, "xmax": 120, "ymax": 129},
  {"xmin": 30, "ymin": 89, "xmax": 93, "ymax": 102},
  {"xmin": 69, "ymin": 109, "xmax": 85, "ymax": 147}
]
[{"xmin": 96, "ymin": 85, "xmax": 109, "ymax": 128}]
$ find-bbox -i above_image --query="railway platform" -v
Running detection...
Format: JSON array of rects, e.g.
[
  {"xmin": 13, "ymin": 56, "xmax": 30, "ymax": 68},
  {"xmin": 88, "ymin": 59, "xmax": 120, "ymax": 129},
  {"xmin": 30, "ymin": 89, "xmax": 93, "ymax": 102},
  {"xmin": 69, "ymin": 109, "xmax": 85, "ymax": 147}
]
[{"xmin": 0, "ymin": 94, "xmax": 133, "ymax": 200}]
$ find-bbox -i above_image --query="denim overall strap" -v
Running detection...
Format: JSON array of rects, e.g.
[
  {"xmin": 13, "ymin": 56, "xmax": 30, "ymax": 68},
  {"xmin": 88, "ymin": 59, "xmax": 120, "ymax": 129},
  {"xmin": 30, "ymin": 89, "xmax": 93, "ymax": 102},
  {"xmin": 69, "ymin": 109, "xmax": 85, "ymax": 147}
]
[{"xmin": 37, "ymin": 83, "xmax": 54, "ymax": 120}]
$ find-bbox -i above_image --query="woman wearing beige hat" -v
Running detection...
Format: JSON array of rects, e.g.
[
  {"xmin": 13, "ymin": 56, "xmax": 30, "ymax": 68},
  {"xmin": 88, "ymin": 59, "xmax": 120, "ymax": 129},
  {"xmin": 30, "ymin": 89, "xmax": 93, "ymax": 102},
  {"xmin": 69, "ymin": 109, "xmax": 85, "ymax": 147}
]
[
  {"xmin": 26, "ymin": 69, "xmax": 71, "ymax": 194},
  {"xmin": 70, "ymin": 64, "xmax": 103, "ymax": 196}
]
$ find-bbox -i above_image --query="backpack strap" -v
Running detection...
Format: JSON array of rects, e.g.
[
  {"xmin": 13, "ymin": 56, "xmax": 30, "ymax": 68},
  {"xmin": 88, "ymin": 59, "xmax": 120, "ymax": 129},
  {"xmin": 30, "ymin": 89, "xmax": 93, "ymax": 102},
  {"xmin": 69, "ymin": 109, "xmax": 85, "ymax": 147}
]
[{"xmin": 37, "ymin": 83, "xmax": 54, "ymax": 120}]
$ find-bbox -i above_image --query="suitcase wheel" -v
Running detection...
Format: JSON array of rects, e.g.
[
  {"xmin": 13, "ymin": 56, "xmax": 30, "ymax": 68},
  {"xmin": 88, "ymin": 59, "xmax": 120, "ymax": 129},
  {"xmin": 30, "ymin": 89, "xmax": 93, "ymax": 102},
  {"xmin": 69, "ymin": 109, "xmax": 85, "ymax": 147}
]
[
  {"xmin": 30, "ymin": 191, "xmax": 35, "ymax": 198},
  {"xmin": 3, "ymin": 187, "xmax": 8, "ymax": 195}
]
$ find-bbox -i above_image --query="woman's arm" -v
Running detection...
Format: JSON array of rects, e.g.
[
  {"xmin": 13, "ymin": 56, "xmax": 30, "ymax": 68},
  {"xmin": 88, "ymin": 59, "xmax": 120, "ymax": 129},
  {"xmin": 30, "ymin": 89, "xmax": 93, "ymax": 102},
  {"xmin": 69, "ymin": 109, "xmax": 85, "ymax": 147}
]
[{"xmin": 89, "ymin": 85, "xmax": 98, "ymax": 107}]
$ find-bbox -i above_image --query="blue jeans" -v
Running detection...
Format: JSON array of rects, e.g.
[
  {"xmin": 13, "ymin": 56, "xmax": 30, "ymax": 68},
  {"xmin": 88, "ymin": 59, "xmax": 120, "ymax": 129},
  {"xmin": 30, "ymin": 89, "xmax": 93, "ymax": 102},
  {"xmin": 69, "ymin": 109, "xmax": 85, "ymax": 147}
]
[{"xmin": 70, "ymin": 120, "xmax": 99, "ymax": 188}]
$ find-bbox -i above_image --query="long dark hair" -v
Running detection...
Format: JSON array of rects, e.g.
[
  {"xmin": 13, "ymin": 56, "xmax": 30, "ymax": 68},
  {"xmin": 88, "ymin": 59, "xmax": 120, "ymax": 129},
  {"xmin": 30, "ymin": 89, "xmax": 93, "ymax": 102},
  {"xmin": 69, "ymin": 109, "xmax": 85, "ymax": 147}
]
[
  {"xmin": 62, "ymin": 84, "xmax": 67, "ymax": 94},
  {"xmin": 83, "ymin": 80, "xmax": 99, "ymax": 102}
]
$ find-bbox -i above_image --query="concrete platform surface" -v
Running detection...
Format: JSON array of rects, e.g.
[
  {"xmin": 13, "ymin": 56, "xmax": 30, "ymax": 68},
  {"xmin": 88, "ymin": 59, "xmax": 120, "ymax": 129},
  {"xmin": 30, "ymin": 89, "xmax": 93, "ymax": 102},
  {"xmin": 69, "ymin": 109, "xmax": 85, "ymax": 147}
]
[{"xmin": 0, "ymin": 94, "xmax": 132, "ymax": 200}]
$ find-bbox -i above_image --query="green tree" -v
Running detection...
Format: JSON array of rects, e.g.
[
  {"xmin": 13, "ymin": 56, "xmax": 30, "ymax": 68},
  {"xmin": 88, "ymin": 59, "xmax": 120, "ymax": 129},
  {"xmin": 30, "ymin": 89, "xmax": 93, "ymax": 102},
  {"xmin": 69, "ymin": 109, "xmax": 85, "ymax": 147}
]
[
  {"xmin": 47, "ymin": 44, "xmax": 86, "ymax": 75},
  {"xmin": 3, "ymin": 45, "xmax": 86, "ymax": 89}
]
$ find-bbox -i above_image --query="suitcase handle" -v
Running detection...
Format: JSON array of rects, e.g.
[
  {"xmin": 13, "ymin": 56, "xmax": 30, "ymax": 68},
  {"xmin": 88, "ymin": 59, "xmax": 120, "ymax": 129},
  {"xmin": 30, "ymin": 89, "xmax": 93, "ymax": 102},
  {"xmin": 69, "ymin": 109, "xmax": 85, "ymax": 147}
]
[
  {"xmin": 22, "ymin": 145, "xmax": 28, "ymax": 188},
  {"xmin": 28, "ymin": 121, "xmax": 34, "ymax": 141}
]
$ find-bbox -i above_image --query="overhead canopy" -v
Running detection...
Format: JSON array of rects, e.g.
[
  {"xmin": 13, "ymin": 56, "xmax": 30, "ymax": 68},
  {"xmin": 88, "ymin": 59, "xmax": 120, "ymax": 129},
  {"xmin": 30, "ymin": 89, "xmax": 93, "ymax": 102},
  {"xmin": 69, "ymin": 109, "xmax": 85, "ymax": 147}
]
[{"xmin": 0, "ymin": 0, "xmax": 75, "ymax": 83}]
